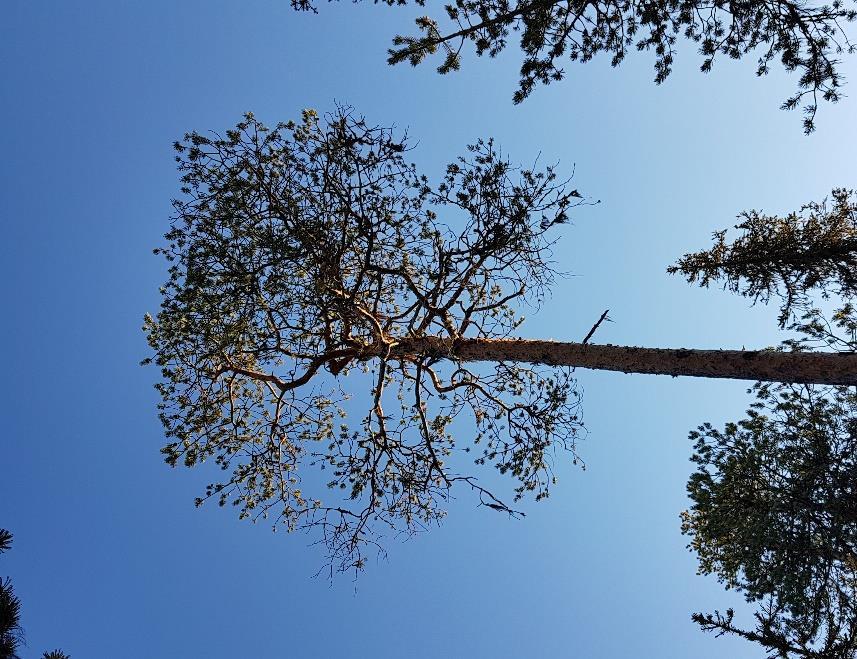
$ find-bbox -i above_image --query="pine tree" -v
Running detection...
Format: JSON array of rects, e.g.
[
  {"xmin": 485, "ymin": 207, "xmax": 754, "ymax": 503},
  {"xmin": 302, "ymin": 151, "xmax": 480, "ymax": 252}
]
[
  {"xmin": 145, "ymin": 109, "xmax": 857, "ymax": 572},
  {"xmin": 0, "ymin": 530, "xmax": 23, "ymax": 659},
  {"xmin": 685, "ymin": 354, "xmax": 857, "ymax": 658},
  {"xmin": 295, "ymin": 0, "xmax": 857, "ymax": 132}
]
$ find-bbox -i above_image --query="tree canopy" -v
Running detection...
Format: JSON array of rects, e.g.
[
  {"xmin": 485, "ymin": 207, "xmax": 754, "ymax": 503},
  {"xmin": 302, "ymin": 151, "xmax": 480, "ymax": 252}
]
[
  {"xmin": 293, "ymin": 0, "xmax": 857, "ymax": 132},
  {"xmin": 676, "ymin": 192, "xmax": 857, "ymax": 657},
  {"xmin": 145, "ymin": 107, "xmax": 587, "ymax": 572},
  {"xmin": 669, "ymin": 188, "xmax": 857, "ymax": 327},
  {"xmin": 685, "ymin": 377, "xmax": 857, "ymax": 658},
  {"xmin": 147, "ymin": 108, "xmax": 857, "ymax": 573}
]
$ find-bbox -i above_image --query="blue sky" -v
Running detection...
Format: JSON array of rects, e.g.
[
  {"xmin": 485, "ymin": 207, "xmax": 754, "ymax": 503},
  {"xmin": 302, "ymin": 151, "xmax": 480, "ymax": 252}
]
[{"xmin": 2, "ymin": 2, "xmax": 856, "ymax": 657}]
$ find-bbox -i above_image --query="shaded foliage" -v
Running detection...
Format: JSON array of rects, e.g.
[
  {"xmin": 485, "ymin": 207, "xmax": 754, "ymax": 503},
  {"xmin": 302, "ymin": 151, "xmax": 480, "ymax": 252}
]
[
  {"xmin": 670, "ymin": 189, "xmax": 857, "ymax": 327},
  {"xmin": 0, "ymin": 531, "xmax": 70, "ymax": 659},
  {"xmin": 0, "ymin": 530, "xmax": 23, "ymax": 659},
  {"xmin": 682, "ymin": 278, "xmax": 857, "ymax": 656},
  {"xmin": 145, "ymin": 108, "xmax": 588, "ymax": 572},
  {"xmin": 684, "ymin": 379, "xmax": 857, "ymax": 658},
  {"xmin": 0, "ymin": 578, "xmax": 23, "ymax": 659},
  {"xmin": 299, "ymin": 0, "xmax": 855, "ymax": 132},
  {"xmin": 676, "ymin": 184, "xmax": 857, "ymax": 655}
]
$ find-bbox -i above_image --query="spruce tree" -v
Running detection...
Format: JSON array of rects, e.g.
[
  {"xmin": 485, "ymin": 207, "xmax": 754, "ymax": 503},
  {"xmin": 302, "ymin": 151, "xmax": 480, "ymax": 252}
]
[
  {"xmin": 669, "ymin": 188, "xmax": 857, "ymax": 327},
  {"xmin": 675, "ymin": 193, "xmax": 857, "ymax": 657}
]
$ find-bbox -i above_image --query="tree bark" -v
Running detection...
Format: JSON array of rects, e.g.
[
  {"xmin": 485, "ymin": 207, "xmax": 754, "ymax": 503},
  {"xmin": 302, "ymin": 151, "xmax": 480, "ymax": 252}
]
[{"xmin": 386, "ymin": 337, "xmax": 857, "ymax": 385}]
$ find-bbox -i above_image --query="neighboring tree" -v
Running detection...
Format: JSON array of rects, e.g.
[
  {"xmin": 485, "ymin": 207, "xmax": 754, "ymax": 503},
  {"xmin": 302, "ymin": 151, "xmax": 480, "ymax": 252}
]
[
  {"xmin": 676, "ymin": 198, "xmax": 857, "ymax": 657},
  {"xmin": 145, "ymin": 108, "xmax": 857, "ymax": 572},
  {"xmin": 0, "ymin": 530, "xmax": 69, "ymax": 659},
  {"xmin": 0, "ymin": 530, "xmax": 23, "ymax": 659},
  {"xmin": 292, "ymin": 0, "xmax": 857, "ymax": 132},
  {"xmin": 0, "ymin": 579, "xmax": 22, "ymax": 659},
  {"xmin": 684, "ymin": 373, "xmax": 857, "ymax": 658},
  {"xmin": 669, "ymin": 188, "xmax": 857, "ymax": 327}
]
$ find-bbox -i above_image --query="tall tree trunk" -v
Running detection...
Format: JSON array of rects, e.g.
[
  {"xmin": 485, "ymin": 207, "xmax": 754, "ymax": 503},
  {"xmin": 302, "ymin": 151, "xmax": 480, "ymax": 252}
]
[{"xmin": 387, "ymin": 337, "xmax": 857, "ymax": 385}]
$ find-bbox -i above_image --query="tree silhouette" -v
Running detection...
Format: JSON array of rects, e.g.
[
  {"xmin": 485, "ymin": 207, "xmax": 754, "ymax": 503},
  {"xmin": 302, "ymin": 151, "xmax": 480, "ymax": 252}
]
[
  {"xmin": 0, "ymin": 577, "xmax": 22, "ymax": 659},
  {"xmin": 0, "ymin": 530, "xmax": 69, "ymax": 659},
  {"xmin": 145, "ymin": 108, "xmax": 857, "ymax": 572},
  {"xmin": 0, "ymin": 530, "xmax": 23, "ymax": 659},
  {"xmin": 676, "ymin": 195, "xmax": 857, "ymax": 657},
  {"xmin": 294, "ymin": 0, "xmax": 857, "ymax": 132}
]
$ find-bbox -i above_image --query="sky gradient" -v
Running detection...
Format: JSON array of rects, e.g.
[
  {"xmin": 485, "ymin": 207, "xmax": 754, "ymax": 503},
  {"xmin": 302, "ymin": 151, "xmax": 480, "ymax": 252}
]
[{"xmin": 2, "ymin": 2, "xmax": 856, "ymax": 657}]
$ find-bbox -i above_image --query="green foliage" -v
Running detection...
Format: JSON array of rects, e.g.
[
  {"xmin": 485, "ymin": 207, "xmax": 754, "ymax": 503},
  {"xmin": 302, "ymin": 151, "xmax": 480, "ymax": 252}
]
[
  {"xmin": 683, "ymin": 303, "xmax": 857, "ymax": 657},
  {"xmin": 676, "ymin": 186, "xmax": 857, "ymax": 654},
  {"xmin": 670, "ymin": 189, "xmax": 857, "ymax": 327},
  {"xmin": 42, "ymin": 652, "xmax": 70, "ymax": 659},
  {"xmin": 146, "ymin": 107, "xmax": 588, "ymax": 572},
  {"xmin": 372, "ymin": 0, "xmax": 855, "ymax": 132},
  {"xmin": 685, "ymin": 380, "xmax": 857, "ymax": 657}
]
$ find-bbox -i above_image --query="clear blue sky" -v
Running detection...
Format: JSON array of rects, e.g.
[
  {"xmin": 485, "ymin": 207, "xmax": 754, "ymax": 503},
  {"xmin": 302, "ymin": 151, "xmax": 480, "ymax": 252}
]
[{"xmin": 2, "ymin": 2, "xmax": 855, "ymax": 657}]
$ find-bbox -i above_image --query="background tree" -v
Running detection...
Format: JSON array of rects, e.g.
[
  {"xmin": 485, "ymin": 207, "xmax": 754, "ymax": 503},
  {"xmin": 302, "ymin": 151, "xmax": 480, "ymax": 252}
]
[
  {"xmin": 292, "ymin": 0, "xmax": 857, "ymax": 132},
  {"xmin": 0, "ymin": 530, "xmax": 69, "ymax": 659},
  {"xmin": 145, "ymin": 108, "xmax": 857, "ymax": 573},
  {"xmin": 675, "ymin": 194, "xmax": 857, "ymax": 657},
  {"xmin": 684, "ymin": 376, "xmax": 857, "ymax": 658},
  {"xmin": 685, "ymin": 378, "xmax": 857, "ymax": 656},
  {"xmin": 0, "ymin": 530, "xmax": 23, "ymax": 659},
  {"xmin": 669, "ymin": 188, "xmax": 857, "ymax": 327}
]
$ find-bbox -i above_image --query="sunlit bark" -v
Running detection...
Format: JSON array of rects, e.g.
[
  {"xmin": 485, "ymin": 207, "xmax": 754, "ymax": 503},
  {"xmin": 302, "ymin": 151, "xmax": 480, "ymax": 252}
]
[{"xmin": 382, "ymin": 337, "xmax": 857, "ymax": 385}]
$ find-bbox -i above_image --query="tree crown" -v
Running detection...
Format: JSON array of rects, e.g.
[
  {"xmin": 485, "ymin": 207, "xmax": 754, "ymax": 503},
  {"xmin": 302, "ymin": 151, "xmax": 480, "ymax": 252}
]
[
  {"xmin": 685, "ymin": 378, "xmax": 857, "ymax": 658},
  {"xmin": 294, "ymin": 0, "xmax": 857, "ymax": 132},
  {"xmin": 145, "ymin": 108, "xmax": 588, "ymax": 572}
]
